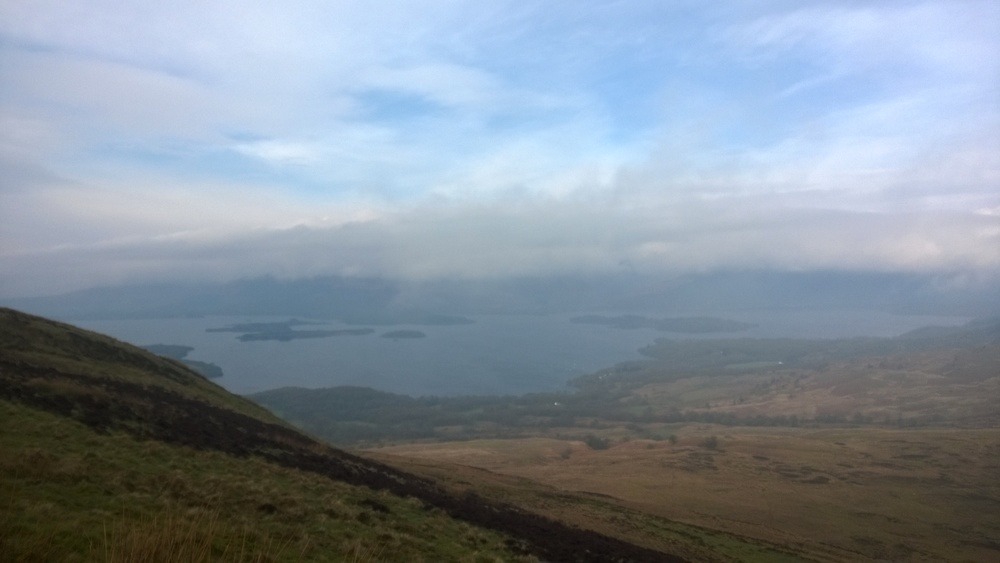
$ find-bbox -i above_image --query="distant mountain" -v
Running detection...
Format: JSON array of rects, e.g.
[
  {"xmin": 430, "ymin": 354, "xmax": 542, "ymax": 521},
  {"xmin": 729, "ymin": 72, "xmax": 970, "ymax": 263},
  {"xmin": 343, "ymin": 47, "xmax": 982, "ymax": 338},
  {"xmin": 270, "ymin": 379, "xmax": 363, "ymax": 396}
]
[
  {"xmin": 570, "ymin": 315, "xmax": 756, "ymax": 333},
  {"xmin": 6, "ymin": 270, "xmax": 998, "ymax": 322},
  {"xmin": 0, "ymin": 308, "xmax": 680, "ymax": 562},
  {"xmin": 3, "ymin": 276, "xmax": 473, "ymax": 325}
]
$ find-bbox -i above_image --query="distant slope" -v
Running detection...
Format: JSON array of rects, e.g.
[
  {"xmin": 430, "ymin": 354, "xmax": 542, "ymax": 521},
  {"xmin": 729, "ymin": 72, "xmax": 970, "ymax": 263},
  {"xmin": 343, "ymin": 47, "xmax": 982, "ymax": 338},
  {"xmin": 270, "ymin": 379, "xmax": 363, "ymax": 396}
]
[
  {"xmin": 0, "ymin": 308, "xmax": 681, "ymax": 562},
  {"xmin": 253, "ymin": 318, "xmax": 1000, "ymax": 447},
  {"xmin": 578, "ymin": 317, "xmax": 1000, "ymax": 427}
]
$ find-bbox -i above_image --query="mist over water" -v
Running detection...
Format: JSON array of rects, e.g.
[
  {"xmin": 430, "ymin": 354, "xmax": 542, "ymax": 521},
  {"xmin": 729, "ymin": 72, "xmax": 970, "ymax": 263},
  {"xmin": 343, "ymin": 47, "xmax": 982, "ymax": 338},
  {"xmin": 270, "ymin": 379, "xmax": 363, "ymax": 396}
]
[{"xmin": 72, "ymin": 310, "xmax": 969, "ymax": 397}]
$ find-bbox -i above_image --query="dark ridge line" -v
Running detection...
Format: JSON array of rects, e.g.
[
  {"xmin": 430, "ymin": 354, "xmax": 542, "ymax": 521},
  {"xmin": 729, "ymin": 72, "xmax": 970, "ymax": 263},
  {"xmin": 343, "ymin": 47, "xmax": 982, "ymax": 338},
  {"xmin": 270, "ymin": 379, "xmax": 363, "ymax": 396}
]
[{"xmin": 0, "ymin": 360, "xmax": 686, "ymax": 563}]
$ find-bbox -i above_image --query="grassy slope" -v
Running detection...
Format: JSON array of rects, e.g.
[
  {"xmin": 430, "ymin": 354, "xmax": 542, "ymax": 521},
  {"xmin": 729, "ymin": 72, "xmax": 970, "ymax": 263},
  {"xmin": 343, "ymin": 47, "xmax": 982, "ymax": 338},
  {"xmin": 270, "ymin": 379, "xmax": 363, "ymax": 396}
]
[
  {"xmin": 0, "ymin": 308, "xmax": 276, "ymax": 421},
  {"xmin": 0, "ymin": 308, "xmax": 678, "ymax": 562},
  {"xmin": 1, "ymin": 401, "xmax": 519, "ymax": 562}
]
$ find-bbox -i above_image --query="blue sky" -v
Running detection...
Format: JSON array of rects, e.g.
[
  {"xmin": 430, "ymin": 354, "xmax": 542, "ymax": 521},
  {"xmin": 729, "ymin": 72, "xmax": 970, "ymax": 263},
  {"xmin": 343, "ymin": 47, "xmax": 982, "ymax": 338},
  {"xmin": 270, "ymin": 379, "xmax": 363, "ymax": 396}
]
[{"xmin": 1, "ymin": 1, "xmax": 998, "ymax": 297}]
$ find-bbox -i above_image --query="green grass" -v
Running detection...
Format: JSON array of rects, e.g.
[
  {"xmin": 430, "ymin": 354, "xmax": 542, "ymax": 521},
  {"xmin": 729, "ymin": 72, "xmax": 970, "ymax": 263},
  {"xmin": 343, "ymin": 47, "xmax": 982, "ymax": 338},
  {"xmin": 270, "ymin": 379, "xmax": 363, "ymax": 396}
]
[{"xmin": 0, "ymin": 400, "xmax": 530, "ymax": 562}]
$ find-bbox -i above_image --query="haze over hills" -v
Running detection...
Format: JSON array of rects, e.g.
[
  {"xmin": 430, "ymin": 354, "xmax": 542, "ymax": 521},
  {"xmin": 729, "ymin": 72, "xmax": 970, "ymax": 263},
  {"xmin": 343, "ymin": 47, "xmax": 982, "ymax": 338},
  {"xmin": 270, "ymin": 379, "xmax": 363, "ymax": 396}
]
[{"xmin": 7, "ymin": 270, "xmax": 999, "ymax": 322}]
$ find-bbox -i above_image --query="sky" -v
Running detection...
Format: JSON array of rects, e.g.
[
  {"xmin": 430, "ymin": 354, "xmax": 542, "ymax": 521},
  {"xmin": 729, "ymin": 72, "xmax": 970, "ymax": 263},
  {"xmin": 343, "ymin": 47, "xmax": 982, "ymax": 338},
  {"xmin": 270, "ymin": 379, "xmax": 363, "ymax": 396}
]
[{"xmin": 1, "ymin": 0, "xmax": 998, "ymax": 298}]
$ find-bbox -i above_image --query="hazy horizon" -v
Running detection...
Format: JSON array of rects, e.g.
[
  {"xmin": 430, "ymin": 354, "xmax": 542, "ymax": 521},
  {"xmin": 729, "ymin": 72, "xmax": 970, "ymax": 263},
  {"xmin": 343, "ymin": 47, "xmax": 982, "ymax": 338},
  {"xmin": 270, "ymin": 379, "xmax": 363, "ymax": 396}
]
[{"xmin": 2, "ymin": 1, "xmax": 998, "ymax": 299}]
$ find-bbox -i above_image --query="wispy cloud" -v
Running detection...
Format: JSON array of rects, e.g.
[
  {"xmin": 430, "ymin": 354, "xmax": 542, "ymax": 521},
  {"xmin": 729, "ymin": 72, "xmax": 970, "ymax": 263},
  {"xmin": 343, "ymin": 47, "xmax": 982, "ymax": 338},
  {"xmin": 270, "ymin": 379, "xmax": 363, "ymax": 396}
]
[{"xmin": 1, "ymin": 1, "xmax": 997, "ymax": 297}]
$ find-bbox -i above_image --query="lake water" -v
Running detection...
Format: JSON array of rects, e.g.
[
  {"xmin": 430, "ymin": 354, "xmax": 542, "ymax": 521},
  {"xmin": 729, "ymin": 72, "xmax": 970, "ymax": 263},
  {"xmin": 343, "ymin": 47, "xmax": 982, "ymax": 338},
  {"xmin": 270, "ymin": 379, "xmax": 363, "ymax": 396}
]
[{"xmin": 71, "ymin": 310, "xmax": 969, "ymax": 397}]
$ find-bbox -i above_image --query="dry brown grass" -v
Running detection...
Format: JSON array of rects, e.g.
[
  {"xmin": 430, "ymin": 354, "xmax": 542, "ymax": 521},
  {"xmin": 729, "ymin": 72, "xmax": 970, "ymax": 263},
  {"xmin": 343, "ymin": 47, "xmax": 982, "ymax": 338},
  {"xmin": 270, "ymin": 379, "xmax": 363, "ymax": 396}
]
[
  {"xmin": 97, "ymin": 509, "xmax": 302, "ymax": 563},
  {"xmin": 371, "ymin": 425, "xmax": 1000, "ymax": 561}
]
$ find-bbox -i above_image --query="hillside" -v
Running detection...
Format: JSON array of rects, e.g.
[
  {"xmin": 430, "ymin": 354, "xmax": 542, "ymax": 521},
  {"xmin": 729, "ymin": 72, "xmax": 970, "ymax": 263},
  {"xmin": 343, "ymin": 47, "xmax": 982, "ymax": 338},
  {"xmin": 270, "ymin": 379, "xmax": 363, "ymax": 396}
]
[{"xmin": 0, "ymin": 308, "xmax": 680, "ymax": 562}]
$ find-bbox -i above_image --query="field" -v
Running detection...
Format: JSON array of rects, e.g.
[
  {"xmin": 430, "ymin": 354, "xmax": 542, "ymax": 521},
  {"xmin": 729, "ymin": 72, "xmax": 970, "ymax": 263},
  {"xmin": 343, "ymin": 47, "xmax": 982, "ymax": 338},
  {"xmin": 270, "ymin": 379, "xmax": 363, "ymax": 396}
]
[{"xmin": 371, "ymin": 426, "xmax": 1000, "ymax": 561}]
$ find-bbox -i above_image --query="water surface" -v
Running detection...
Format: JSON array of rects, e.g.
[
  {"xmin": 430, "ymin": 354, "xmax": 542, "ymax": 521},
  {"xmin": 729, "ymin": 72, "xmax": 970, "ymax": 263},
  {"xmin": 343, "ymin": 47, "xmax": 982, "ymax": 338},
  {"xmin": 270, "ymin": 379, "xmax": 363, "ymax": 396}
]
[{"xmin": 72, "ymin": 310, "xmax": 968, "ymax": 397}]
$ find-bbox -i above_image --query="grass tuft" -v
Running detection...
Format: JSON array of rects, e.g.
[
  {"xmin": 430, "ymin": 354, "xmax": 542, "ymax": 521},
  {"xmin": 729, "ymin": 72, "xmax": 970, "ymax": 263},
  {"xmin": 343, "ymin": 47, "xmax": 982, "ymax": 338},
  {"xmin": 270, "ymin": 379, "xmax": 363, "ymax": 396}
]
[{"xmin": 97, "ymin": 510, "xmax": 297, "ymax": 563}]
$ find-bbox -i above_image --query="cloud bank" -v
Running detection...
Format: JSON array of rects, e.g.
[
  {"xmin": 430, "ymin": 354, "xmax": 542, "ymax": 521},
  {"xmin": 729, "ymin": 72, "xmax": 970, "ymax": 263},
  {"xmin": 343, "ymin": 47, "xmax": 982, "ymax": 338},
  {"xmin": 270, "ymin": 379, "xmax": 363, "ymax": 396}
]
[{"xmin": 1, "ymin": 1, "xmax": 998, "ymax": 297}]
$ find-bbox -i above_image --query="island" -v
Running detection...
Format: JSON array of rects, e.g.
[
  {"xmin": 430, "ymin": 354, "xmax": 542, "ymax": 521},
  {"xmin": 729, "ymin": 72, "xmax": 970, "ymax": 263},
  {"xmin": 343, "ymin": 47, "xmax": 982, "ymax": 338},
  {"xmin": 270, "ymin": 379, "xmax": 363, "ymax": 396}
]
[
  {"xmin": 207, "ymin": 319, "xmax": 374, "ymax": 342},
  {"xmin": 570, "ymin": 315, "xmax": 756, "ymax": 333}
]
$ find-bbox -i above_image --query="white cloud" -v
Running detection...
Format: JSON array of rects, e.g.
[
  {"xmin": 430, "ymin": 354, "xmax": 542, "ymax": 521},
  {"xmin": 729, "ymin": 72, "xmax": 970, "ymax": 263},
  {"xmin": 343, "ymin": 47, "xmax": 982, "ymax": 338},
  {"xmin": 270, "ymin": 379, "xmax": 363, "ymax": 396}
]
[
  {"xmin": 1, "ymin": 1, "xmax": 998, "ymax": 298},
  {"xmin": 233, "ymin": 140, "xmax": 323, "ymax": 166},
  {"xmin": 4, "ymin": 188, "xmax": 998, "ymax": 297}
]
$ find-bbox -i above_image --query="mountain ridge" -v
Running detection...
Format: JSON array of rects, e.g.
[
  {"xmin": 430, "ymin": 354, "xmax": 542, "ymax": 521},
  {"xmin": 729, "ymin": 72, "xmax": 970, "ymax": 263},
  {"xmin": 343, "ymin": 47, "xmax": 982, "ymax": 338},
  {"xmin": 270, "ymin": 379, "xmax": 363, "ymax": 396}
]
[{"xmin": 7, "ymin": 270, "xmax": 998, "ymax": 321}]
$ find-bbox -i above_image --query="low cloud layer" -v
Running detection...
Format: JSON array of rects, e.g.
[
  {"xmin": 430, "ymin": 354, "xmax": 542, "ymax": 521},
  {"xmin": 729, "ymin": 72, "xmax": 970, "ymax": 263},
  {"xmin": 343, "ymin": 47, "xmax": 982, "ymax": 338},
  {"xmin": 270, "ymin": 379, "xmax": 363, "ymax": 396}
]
[
  {"xmin": 1, "ymin": 1, "xmax": 998, "ymax": 297},
  {"xmin": 6, "ymin": 193, "xmax": 998, "ymax": 297}
]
